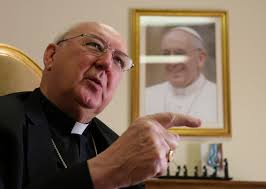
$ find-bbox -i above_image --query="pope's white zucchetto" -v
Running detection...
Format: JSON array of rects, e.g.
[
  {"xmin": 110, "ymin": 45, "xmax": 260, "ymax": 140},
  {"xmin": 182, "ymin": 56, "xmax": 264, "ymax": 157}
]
[{"xmin": 168, "ymin": 26, "xmax": 203, "ymax": 42}]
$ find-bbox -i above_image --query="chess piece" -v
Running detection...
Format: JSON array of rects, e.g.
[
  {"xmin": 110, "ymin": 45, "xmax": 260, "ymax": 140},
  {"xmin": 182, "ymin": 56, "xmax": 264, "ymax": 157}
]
[
  {"xmin": 224, "ymin": 158, "xmax": 229, "ymax": 179},
  {"xmin": 202, "ymin": 165, "xmax": 208, "ymax": 177},
  {"xmin": 183, "ymin": 165, "xmax": 188, "ymax": 177},
  {"xmin": 175, "ymin": 165, "xmax": 181, "ymax": 177},
  {"xmin": 194, "ymin": 166, "xmax": 198, "ymax": 177},
  {"xmin": 167, "ymin": 165, "xmax": 170, "ymax": 176},
  {"xmin": 210, "ymin": 166, "xmax": 217, "ymax": 178}
]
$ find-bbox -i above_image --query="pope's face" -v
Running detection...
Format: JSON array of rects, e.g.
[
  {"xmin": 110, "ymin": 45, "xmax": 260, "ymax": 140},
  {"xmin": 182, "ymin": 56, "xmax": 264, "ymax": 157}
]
[
  {"xmin": 43, "ymin": 23, "xmax": 127, "ymax": 114},
  {"xmin": 161, "ymin": 30, "xmax": 205, "ymax": 88}
]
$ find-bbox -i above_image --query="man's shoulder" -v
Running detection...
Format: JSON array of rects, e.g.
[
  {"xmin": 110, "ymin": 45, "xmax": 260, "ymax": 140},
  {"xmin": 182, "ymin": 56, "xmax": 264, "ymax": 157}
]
[
  {"xmin": 204, "ymin": 79, "xmax": 217, "ymax": 92},
  {"xmin": 0, "ymin": 91, "xmax": 34, "ymax": 114},
  {"xmin": 146, "ymin": 82, "xmax": 169, "ymax": 92},
  {"xmin": 0, "ymin": 91, "xmax": 33, "ymax": 129},
  {"xmin": 0, "ymin": 91, "xmax": 33, "ymax": 104}
]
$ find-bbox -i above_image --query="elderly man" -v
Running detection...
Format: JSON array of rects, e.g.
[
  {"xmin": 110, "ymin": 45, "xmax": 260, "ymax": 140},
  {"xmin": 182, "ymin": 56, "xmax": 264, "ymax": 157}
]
[
  {"xmin": 145, "ymin": 27, "xmax": 217, "ymax": 123},
  {"xmin": 0, "ymin": 22, "xmax": 200, "ymax": 189}
]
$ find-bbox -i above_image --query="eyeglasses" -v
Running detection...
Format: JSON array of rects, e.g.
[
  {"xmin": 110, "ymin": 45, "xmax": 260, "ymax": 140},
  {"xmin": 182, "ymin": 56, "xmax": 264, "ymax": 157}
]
[{"xmin": 57, "ymin": 34, "xmax": 134, "ymax": 72}]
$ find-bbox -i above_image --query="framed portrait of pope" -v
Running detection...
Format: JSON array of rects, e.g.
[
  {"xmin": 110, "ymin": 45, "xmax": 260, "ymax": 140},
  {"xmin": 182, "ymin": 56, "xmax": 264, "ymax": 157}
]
[{"xmin": 131, "ymin": 9, "xmax": 231, "ymax": 137}]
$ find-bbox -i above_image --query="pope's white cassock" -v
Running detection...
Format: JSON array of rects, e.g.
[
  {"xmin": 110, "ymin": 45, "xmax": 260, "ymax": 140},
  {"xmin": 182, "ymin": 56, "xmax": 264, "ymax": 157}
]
[{"xmin": 145, "ymin": 74, "xmax": 217, "ymax": 123}]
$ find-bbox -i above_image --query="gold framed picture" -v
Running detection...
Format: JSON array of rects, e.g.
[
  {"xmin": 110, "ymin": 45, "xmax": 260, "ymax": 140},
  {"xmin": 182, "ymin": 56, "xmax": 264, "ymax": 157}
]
[{"xmin": 131, "ymin": 9, "xmax": 231, "ymax": 136}]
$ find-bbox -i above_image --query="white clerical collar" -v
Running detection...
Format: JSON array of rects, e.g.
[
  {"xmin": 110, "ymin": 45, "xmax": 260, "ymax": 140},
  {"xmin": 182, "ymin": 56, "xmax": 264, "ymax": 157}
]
[
  {"xmin": 170, "ymin": 74, "xmax": 206, "ymax": 95},
  {"xmin": 71, "ymin": 122, "xmax": 89, "ymax": 135}
]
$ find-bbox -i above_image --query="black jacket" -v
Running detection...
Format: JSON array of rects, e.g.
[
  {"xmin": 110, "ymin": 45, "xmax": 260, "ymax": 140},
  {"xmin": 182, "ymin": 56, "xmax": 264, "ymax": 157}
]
[{"xmin": 0, "ymin": 89, "xmax": 144, "ymax": 189}]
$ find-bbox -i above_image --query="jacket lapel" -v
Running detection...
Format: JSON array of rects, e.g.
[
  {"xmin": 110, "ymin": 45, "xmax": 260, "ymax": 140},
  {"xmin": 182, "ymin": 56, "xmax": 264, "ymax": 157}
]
[{"xmin": 24, "ymin": 89, "xmax": 57, "ymax": 181}]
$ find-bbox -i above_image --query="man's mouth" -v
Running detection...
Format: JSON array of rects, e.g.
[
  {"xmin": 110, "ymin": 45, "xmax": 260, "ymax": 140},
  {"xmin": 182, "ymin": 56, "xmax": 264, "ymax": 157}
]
[
  {"xmin": 85, "ymin": 77, "xmax": 103, "ymax": 89},
  {"xmin": 91, "ymin": 78, "xmax": 102, "ymax": 87},
  {"xmin": 173, "ymin": 65, "xmax": 185, "ymax": 73}
]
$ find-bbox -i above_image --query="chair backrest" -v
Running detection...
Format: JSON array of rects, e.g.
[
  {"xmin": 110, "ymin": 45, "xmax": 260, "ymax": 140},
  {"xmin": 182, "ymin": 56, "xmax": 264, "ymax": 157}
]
[{"xmin": 0, "ymin": 43, "xmax": 42, "ymax": 95}]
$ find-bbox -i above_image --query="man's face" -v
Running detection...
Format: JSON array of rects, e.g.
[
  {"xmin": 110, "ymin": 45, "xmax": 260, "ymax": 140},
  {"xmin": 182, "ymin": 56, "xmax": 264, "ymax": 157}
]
[
  {"xmin": 43, "ymin": 23, "xmax": 127, "ymax": 114},
  {"xmin": 161, "ymin": 30, "xmax": 205, "ymax": 88}
]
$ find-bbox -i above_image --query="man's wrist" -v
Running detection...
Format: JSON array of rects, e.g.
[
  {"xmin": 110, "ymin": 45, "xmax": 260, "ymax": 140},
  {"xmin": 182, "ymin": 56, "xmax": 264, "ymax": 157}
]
[{"xmin": 87, "ymin": 156, "xmax": 123, "ymax": 189}]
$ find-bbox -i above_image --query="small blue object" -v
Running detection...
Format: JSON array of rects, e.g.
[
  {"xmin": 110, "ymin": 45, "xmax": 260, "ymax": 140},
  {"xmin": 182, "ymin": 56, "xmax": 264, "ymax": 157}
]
[{"xmin": 207, "ymin": 144, "xmax": 220, "ymax": 168}]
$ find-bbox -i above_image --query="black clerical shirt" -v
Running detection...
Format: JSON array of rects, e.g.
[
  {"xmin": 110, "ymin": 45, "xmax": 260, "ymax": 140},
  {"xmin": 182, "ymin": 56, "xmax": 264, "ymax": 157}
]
[{"xmin": 38, "ymin": 90, "xmax": 97, "ymax": 169}]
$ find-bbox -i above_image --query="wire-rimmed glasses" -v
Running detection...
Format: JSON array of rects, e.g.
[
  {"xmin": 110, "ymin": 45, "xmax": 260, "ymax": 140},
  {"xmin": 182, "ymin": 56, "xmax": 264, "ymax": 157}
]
[{"xmin": 57, "ymin": 34, "xmax": 134, "ymax": 72}]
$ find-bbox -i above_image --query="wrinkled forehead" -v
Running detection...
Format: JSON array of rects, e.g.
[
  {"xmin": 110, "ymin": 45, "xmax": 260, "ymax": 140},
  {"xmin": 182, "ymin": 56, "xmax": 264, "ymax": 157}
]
[{"xmin": 66, "ymin": 22, "xmax": 127, "ymax": 53}]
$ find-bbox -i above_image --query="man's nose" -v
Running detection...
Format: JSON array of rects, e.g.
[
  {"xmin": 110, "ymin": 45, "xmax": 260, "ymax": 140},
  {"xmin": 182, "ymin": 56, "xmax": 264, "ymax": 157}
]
[{"xmin": 95, "ymin": 51, "xmax": 113, "ymax": 71}]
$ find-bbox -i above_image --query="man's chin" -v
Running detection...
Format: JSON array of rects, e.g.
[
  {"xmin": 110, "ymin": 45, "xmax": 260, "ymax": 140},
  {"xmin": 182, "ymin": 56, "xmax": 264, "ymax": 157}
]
[
  {"xmin": 170, "ymin": 79, "xmax": 187, "ymax": 88},
  {"xmin": 74, "ymin": 89, "xmax": 111, "ymax": 114},
  {"xmin": 80, "ymin": 98, "xmax": 101, "ymax": 109}
]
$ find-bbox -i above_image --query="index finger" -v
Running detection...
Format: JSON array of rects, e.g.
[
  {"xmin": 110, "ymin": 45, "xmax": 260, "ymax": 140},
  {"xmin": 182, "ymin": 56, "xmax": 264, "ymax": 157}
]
[{"xmin": 146, "ymin": 112, "xmax": 201, "ymax": 129}]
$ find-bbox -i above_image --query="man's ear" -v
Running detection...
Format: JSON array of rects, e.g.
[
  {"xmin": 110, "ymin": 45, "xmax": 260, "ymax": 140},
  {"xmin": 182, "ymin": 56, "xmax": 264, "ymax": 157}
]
[
  {"xmin": 198, "ymin": 51, "xmax": 207, "ymax": 69},
  {"xmin": 43, "ymin": 43, "xmax": 57, "ymax": 71}
]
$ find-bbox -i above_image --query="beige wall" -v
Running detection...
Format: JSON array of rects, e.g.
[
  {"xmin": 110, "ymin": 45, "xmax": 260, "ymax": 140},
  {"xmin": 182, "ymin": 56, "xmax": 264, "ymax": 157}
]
[{"xmin": 1, "ymin": 0, "xmax": 266, "ymax": 181}]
